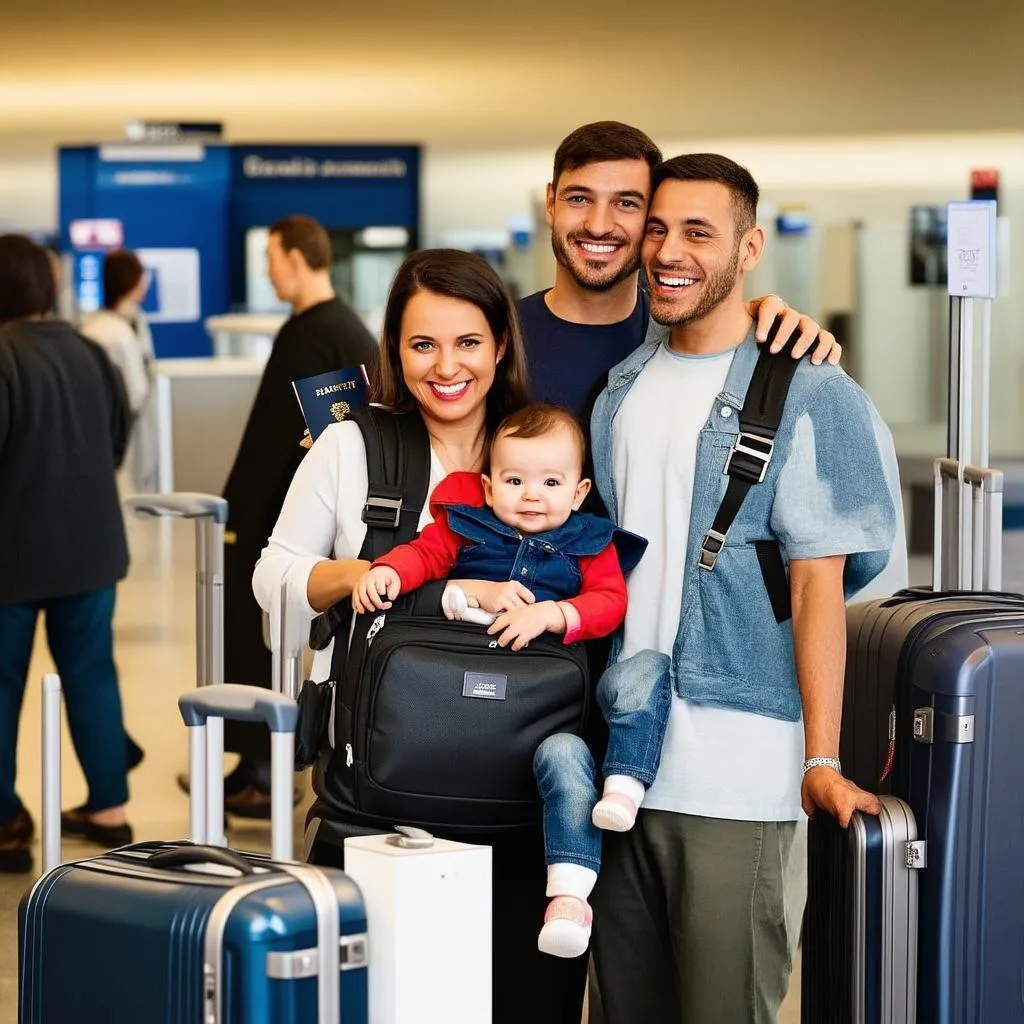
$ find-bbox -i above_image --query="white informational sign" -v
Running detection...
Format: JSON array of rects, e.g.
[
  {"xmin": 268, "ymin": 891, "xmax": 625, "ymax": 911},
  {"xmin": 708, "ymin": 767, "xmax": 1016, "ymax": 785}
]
[
  {"xmin": 136, "ymin": 247, "xmax": 201, "ymax": 323},
  {"xmin": 947, "ymin": 200, "xmax": 998, "ymax": 299}
]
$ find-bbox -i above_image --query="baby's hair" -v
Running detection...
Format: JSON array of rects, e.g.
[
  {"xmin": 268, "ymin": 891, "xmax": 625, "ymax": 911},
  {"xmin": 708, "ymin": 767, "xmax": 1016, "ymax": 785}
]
[{"xmin": 490, "ymin": 404, "xmax": 587, "ymax": 469}]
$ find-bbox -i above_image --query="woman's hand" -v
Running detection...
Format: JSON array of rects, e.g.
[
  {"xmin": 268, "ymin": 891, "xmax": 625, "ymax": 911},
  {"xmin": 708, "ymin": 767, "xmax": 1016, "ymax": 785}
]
[
  {"xmin": 748, "ymin": 295, "xmax": 842, "ymax": 365},
  {"xmin": 488, "ymin": 601, "xmax": 566, "ymax": 651},
  {"xmin": 352, "ymin": 566, "xmax": 401, "ymax": 614},
  {"xmin": 454, "ymin": 579, "xmax": 536, "ymax": 614}
]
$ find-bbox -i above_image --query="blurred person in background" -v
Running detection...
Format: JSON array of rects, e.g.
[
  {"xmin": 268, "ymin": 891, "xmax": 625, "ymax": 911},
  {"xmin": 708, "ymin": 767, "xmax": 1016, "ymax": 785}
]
[
  {"xmin": 194, "ymin": 214, "xmax": 378, "ymax": 817},
  {"xmin": 0, "ymin": 235, "xmax": 135, "ymax": 872},
  {"xmin": 80, "ymin": 248, "xmax": 158, "ymax": 494}
]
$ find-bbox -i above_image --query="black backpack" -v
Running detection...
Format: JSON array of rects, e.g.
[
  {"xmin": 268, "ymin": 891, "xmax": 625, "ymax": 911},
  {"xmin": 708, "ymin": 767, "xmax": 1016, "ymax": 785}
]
[{"xmin": 303, "ymin": 407, "xmax": 591, "ymax": 833}]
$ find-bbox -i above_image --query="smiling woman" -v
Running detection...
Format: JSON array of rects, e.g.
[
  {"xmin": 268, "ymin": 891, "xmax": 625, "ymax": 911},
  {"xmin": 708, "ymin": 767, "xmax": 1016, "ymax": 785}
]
[{"xmin": 253, "ymin": 248, "xmax": 597, "ymax": 1024}]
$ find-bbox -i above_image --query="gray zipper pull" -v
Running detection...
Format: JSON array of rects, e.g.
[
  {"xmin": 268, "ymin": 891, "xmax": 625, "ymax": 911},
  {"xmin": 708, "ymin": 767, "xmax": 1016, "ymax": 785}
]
[
  {"xmin": 365, "ymin": 614, "xmax": 385, "ymax": 645},
  {"xmin": 345, "ymin": 743, "xmax": 353, "ymax": 767}
]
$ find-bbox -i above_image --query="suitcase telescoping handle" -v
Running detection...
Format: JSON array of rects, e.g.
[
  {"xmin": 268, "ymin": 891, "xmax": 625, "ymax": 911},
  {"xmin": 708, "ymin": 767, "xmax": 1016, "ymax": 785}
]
[
  {"xmin": 932, "ymin": 459, "xmax": 1003, "ymax": 592},
  {"xmin": 124, "ymin": 492, "xmax": 228, "ymax": 839},
  {"xmin": 41, "ymin": 674, "xmax": 62, "ymax": 873},
  {"xmin": 273, "ymin": 579, "xmax": 306, "ymax": 700},
  {"xmin": 178, "ymin": 685, "xmax": 297, "ymax": 862}
]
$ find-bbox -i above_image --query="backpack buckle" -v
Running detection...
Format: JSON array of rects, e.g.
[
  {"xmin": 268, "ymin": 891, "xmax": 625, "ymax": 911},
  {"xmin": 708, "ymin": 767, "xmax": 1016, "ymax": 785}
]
[
  {"xmin": 698, "ymin": 529, "xmax": 727, "ymax": 571},
  {"xmin": 362, "ymin": 495, "xmax": 402, "ymax": 529},
  {"xmin": 725, "ymin": 432, "xmax": 774, "ymax": 484}
]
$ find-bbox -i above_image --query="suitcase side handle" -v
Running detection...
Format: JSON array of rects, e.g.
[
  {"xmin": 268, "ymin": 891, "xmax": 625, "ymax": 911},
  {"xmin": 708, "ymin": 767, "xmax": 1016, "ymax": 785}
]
[{"xmin": 149, "ymin": 846, "xmax": 255, "ymax": 876}]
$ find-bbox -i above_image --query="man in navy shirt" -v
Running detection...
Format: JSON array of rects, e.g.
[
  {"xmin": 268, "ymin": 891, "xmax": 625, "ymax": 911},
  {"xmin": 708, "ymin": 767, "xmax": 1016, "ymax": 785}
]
[{"xmin": 517, "ymin": 122, "xmax": 839, "ymax": 419}]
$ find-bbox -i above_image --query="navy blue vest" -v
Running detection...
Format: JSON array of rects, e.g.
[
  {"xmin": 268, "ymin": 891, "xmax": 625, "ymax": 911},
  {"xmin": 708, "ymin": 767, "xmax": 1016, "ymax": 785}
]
[{"xmin": 446, "ymin": 505, "xmax": 646, "ymax": 603}]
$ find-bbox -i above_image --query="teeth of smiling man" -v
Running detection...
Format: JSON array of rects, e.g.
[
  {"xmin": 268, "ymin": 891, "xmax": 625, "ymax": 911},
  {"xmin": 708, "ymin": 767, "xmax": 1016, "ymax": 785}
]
[
  {"xmin": 434, "ymin": 382, "xmax": 468, "ymax": 395},
  {"xmin": 579, "ymin": 241, "xmax": 618, "ymax": 254},
  {"xmin": 656, "ymin": 274, "xmax": 698, "ymax": 287}
]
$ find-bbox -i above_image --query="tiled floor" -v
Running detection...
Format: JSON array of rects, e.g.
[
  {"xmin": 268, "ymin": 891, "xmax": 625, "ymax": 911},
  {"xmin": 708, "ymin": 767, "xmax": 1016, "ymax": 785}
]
[{"xmin": 2, "ymin": 506, "xmax": 944, "ymax": 1022}]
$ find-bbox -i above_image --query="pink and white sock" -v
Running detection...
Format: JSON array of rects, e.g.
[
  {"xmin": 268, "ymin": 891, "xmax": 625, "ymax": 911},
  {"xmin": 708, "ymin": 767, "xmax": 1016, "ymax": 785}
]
[
  {"xmin": 537, "ymin": 863, "xmax": 597, "ymax": 959},
  {"xmin": 592, "ymin": 774, "xmax": 646, "ymax": 832}
]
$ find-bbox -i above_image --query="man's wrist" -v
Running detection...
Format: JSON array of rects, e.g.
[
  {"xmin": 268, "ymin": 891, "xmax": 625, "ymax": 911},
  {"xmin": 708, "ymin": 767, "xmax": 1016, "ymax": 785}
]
[{"xmin": 802, "ymin": 756, "xmax": 842, "ymax": 776}]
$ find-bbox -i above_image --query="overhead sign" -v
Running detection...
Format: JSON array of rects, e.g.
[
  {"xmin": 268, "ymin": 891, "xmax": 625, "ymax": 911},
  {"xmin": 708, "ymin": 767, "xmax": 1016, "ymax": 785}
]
[
  {"xmin": 125, "ymin": 120, "xmax": 224, "ymax": 143},
  {"xmin": 240, "ymin": 153, "xmax": 409, "ymax": 180}
]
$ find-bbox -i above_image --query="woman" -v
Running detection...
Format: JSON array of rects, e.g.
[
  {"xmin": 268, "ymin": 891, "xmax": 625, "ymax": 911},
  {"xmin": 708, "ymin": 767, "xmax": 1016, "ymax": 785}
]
[
  {"xmin": 80, "ymin": 248, "xmax": 158, "ymax": 493},
  {"xmin": 0, "ymin": 235, "xmax": 134, "ymax": 872},
  {"xmin": 253, "ymin": 249, "xmax": 599, "ymax": 1022}
]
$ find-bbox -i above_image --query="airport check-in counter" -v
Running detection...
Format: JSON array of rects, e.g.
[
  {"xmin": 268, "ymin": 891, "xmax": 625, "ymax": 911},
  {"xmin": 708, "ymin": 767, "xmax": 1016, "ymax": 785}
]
[{"xmin": 153, "ymin": 356, "xmax": 266, "ymax": 495}]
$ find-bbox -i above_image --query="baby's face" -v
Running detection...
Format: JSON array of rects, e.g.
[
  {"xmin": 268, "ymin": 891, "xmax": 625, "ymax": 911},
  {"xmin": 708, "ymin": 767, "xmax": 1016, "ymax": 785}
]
[{"xmin": 482, "ymin": 426, "xmax": 591, "ymax": 535}]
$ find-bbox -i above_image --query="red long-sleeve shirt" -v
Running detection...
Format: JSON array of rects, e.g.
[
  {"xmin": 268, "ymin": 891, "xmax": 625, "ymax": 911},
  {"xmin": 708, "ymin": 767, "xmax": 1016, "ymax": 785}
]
[{"xmin": 374, "ymin": 472, "xmax": 627, "ymax": 644}]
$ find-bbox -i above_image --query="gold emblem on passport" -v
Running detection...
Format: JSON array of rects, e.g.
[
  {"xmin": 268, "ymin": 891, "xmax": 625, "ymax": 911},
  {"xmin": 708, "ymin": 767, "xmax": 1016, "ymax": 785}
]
[{"xmin": 330, "ymin": 401, "xmax": 352, "ymax": 422}]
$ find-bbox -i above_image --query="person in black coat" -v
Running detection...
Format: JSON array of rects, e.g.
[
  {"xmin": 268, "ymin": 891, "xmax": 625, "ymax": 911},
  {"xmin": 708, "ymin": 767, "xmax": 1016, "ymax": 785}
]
[
  {"xmin": 0, "ymin": 235, "xmax": 135, "ymax": 872},
  {"xmin": 217, "ymin": 216, "xmax": 378, "ymax": 815}
]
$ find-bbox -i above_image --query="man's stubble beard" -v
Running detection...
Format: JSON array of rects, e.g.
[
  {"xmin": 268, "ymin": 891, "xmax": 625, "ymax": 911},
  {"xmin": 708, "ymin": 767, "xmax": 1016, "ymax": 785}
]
[
  {"xmin": 648, "ymin": 246, "xmax": 741, "ymax": 327},
  {"xmin": 550, "ymin": 231, "xmax": 641, "ymax": 294}
]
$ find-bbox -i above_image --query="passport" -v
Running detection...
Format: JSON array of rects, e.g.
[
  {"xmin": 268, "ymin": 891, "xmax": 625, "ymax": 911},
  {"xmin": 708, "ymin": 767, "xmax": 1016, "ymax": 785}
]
[{"xmin": 292, "ymin": 364, "xmax": 371, "ymax": 441}]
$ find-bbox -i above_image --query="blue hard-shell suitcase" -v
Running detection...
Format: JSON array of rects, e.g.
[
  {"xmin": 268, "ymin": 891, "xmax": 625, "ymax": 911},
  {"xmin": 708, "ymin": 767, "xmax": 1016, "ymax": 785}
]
[
  {"xmin": 803, "ymin": 796, "xmax": 919, "ymax": 1024},
  {"xmin": 19, "ymin": 681, "xmax": 369, "ymax": 1024},
  {"xmin": 19, "ymin": 841, "xmax": 368, "ymax": 1024}
]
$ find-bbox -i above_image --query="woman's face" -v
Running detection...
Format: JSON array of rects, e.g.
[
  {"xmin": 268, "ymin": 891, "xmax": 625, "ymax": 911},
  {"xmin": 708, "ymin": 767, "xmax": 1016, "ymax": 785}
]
[{"xmin": 398, "ymin": 288, "xmax": 506, "ymax": 429}]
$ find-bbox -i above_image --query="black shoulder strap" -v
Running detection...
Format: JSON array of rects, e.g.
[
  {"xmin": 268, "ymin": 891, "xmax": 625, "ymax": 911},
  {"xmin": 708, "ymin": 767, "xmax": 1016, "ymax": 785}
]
[
  {"xmin": 697, "ymin": 323, "xmax": 801, "ymax": 622},
  {"xmin": 308, "ymin": 408, "xmax": 432, "ymax": 652},
  {"xmin": 352, "ymin": 407, "xmax": 432, "ymax": 561}
]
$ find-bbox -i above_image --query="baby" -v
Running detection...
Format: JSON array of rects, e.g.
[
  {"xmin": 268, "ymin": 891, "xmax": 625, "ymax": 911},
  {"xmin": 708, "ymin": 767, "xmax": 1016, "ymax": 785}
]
[{"xmin": 353, "ymin": 403, "xmax": 671, "ymax": 958}]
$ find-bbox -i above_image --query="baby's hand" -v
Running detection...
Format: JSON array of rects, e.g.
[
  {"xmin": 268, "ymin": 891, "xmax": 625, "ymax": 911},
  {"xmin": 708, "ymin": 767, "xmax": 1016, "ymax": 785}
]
[
  {"xmin": 468, "ymin": 579, "xmax": 536, "ymax": 614},
  {"xmin": 352, "ymin": 566, "xmax": 401, "ymax": 614},
  {"xmin": 488, "ymin": 601, "xmax": 565, "ymax": 651}
]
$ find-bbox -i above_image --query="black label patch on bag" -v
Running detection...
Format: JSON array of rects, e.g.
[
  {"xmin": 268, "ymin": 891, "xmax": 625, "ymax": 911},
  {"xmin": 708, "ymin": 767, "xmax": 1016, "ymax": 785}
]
[{"xmin": 463, "ymin": 672, "xmax": 508, "ymax": 701}]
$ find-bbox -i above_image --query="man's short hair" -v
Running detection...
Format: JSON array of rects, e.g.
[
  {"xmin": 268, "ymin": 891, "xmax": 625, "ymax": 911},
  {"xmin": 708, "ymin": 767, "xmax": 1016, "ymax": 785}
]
[
  {"xmin": 102, "ymin": 249, "xmax": 146, "ymax": 309},
  {"xmin": 552, "ymin": 122, "xmax": 662, "ymax": 188},
  {"xmin": 492, "ymin": 403, "xmax": 586, "ymax": 469},
  {"xmin": 269, "ymin": 215, "xmax": 332, "ymax": 271},
  {"xmin": 651, "ymin": 154, "xmax": 760, "ymax": 237}
]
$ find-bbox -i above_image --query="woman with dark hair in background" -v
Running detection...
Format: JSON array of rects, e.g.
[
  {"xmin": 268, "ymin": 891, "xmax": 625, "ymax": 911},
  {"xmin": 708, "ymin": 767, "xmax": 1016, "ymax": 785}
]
[
  {"xmin": 80, "ymin": 248, "xmax": 158, "ymax": 493},
  {"xmin": 0, "ymin": 235, "xmax": 135, "ymax": 872}
]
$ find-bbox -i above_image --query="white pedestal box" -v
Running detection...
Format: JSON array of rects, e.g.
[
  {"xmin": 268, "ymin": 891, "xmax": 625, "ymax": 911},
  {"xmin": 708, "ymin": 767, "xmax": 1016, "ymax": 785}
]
[{"xmin": 344, "ymin": 833, "xmax": 492, "ymax": 1024}]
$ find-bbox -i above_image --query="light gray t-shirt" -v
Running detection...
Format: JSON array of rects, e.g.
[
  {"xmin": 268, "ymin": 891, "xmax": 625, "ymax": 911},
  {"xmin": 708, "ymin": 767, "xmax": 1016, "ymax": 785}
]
[{"xmin": 613, "ymin": 339, "xmax": 907, "ymax": 821}]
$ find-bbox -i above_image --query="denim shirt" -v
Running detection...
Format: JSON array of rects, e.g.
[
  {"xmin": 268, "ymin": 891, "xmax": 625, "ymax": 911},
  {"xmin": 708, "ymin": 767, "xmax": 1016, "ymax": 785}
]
[
  {"xmin": 447, "ymin": 504, "xmax": 646, "ymax": 604},
  {"xmin": 590, "ymin": 326, "xmax": 898, "ymax": 722}
]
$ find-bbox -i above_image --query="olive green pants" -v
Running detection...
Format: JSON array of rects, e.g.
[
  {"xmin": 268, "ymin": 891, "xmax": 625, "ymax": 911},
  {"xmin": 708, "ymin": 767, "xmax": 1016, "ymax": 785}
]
[{"xmin": 591, "ymin": 809, "xmax": 798, "ymax": 1024}]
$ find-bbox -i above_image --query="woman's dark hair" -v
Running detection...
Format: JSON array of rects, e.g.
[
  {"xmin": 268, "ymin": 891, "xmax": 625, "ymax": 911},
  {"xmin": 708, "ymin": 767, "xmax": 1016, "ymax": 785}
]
[
  {"xmin": 102, "ymin": 249, "xmax": 146, "ymax": 309},
  {"xmin": 0, "ymin": 234, "xmax": 56, "ymax": 323},
  {"xmin": 372, "ymin": 249, "xmax": 531, "ymax": 433}
]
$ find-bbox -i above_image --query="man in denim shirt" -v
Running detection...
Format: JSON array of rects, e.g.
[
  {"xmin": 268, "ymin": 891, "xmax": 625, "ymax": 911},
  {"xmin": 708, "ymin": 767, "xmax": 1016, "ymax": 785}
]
[{"xmin": 588, "ymin": 154, "xmax": 905, "ymax": 1024}]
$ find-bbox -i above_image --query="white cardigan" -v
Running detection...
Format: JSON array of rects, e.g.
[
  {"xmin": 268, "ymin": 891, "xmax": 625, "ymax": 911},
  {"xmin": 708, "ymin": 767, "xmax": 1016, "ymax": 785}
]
[{"xmin": 252, "ymin": 419, "xmax": 446, "ymax": 681}]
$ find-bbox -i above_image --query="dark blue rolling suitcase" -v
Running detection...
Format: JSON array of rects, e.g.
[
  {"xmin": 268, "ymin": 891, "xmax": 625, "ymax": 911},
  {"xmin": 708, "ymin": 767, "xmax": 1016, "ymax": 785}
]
[
  {"xmin": 803, "ymin": 796, "xmax": 919, "ymax": 1024},
  {"xmin": 828, "ymin": 583, "xmax": 1024, "ymax": 1024},
  {"xmin": 19, "ymin": 682, "xmax": 369, "ymax": 1024}
]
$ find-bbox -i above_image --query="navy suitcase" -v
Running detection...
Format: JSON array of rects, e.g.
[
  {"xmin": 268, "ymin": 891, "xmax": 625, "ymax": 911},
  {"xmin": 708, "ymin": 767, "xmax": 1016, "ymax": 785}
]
[
  {"xmin": 19, "ymin": 682, "xmax": 369, "ymax": 1024},
  {"xmin": 803, "ymin": 796, "xmax": 919, "ymax": 1024}
]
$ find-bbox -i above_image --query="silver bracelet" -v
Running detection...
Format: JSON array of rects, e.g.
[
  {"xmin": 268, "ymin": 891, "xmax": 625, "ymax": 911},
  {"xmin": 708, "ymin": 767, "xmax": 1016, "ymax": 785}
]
[{"xmin": 802, "ymin": 756, "xmax": 841, "ymax": 775}]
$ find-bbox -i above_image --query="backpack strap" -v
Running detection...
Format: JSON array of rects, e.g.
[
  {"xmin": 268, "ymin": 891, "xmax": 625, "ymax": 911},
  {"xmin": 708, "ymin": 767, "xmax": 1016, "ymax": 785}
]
[
  {"xmin": 697, "ymin": 325, "xmax": 801, "ymax": 623},
  {"xmin": 308, "ymin": 408, "xmax": 432, "ymax": 651},
  {"xmin": 355, "ymin": 408, "xmax": 432, "ymax": 560}
]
